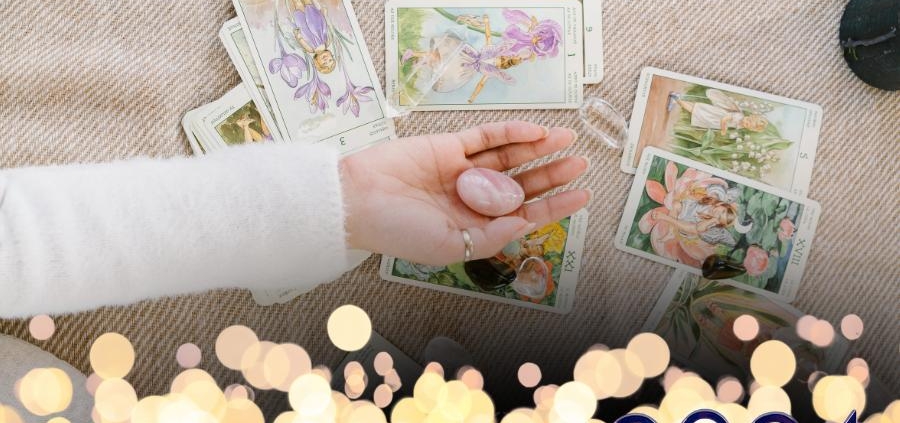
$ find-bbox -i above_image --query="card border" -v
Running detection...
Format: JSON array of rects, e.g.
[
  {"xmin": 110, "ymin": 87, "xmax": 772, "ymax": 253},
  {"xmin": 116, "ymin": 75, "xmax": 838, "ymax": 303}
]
[
  {"xmin": 379, "ymin": 209, "xmax": 589, "ymax": 314},
  {"xmin": 232, "ymin": 0, "xmax": 397, "ymax": 152},
  {"xmin": 621, "ymin": 67, "xmax": 823, "ymax": 197},
  {"xmin": 615, "ymin": 147, "xmax": 821, "ymax": 302},
  {"xmin": 385, "ymin": 0, "xmax": 585, "ymax": 112},
  {"xmin": 219, "ymin": 18, "xmax": 285, "ymax": 143}
]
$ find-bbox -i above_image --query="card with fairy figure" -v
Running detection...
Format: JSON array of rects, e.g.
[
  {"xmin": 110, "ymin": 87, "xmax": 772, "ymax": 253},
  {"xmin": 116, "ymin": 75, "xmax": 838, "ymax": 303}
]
[
  {"xmin": 385, "ymin": 0, "xmax": 584, "ymax": 111},
  {"xmin": 220, "ymin": 18, "xmax": 283, "ymax": 142},
  {"xmin": 622, "ymin": 68, "xmax": 823, "ymax": 197},
  {"xmin": 233, "ymin": 0, "xmax": 396, "ymax": 153},
  {"xmin": 380, "ymin": 211, "xmax": 588, "ymax": 314},
  {"xmin": 616, "ymin": 148, "xmax": 821, "ymax": 302},
  {"xmin": 642, "ymin": 270, "xmax": 850, "ymax": 384}
]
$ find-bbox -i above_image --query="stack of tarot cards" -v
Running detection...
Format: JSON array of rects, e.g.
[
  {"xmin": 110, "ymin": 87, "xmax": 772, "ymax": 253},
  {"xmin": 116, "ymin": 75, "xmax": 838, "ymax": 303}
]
[
  {"xmin": 616, "ymin": 67, "xmax": 825, "ymax": 304},
  {"xmin": 182, "ymin": 0, "xmax": 607, "ymax": 309},
  {"xmin": 184, "ymin": 1, "xmax": 396, "ymax": 156},
  {"xmin": 605, "ymin": 68, "xmax": 883, "ymax": 390}
]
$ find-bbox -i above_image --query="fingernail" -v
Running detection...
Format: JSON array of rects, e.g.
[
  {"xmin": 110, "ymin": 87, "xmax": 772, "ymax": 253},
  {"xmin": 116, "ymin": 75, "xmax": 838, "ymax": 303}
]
[
  {"xmin": 541, "ymin": 125, "xmax": 552, "ymax": 138},
  {"xmin": 580, "ymin": 156, "xmax": 592, "ymax": 170},
  {"xmin": 514, "ymin": 222, "xmax": 538, "ymax": 240},
  {"xmin": 569, "ymin": 128, "xmax": 580, "ymax": 142},
  {"xmin": 584, "ymin": 189, "xmax": 594, "ymax": 202}
]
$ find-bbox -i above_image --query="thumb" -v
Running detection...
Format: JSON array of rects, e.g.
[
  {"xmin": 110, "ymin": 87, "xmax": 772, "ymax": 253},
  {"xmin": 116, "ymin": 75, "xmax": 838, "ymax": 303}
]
[{"xmin": 466, "ymin": 217, "xmax": 537, "ymax": 261}]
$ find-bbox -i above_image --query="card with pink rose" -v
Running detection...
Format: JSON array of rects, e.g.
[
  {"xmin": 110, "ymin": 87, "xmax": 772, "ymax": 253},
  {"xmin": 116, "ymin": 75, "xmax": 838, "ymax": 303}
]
[{"xmin": 615, "ymin": 148, "xmax": 822, "ymax": 302}]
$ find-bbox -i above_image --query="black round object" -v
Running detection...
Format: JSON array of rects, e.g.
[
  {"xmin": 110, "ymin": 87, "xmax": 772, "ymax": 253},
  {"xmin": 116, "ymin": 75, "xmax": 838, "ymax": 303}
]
[
  {"xmin": 463, "ymin": 258, "xmax": 517, "ymax": 291},
  {"xmin": 701, "ymin": 255, "xmax": 747, "ymax": 280},
  {"xmin": 839, "ymin": 0, "xmax": 900, "ymax": 91}
]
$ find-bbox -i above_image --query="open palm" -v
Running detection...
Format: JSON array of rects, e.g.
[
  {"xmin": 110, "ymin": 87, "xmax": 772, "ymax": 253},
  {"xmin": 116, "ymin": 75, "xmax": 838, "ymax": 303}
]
[{"xmin": 342, "ymin": 121, "xmax": 590, "ymax": 266}]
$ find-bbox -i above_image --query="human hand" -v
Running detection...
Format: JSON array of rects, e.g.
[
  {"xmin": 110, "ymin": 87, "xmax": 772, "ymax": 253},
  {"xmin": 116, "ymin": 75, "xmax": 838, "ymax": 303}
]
[{"xmin": 341, "ymin": 121, "xmax": 590, "ymax": 266}]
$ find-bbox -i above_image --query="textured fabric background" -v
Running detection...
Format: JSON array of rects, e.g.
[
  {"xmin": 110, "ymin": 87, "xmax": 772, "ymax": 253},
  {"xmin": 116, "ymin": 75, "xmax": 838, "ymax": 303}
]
[{"xmin": 0, "ymin": 0, "xmax": 897, "ymax": 415}]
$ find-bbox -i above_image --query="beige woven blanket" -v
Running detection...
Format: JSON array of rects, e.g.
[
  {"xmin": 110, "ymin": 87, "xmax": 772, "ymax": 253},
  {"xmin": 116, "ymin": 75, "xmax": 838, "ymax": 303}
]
[{"xmin": 0, "ymin": 0, "xmax": 897, "ymax": 410}]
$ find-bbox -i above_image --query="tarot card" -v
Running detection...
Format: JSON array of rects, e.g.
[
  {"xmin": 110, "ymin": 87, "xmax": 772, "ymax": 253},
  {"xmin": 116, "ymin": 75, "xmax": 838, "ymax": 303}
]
[
  {"xmin": 232, "ymin": 0, "xmax": 396, "ymax": 154},
  {"xmin": 615, "ymin": 148, "xmax": 821, "ymax": 302},
  {"xmin": 196, "ymin": 84, "xmax": 274, "ymax": 151},
  {"xmin": 580, "ymin": 0, "xmax": 603, "ymax": 83},
  {"xmin": 380, "ymin": 210, "xmax": 588, "ymax": 314},
  {"xmin": 181, "ymin": 107, "xmax": 209, "ymax": 155},
  {"xmin": 332, "ymin": 331, "xmax": 422, "ymax": 400},
  {"xmin": 385, "ymin": 0, "xmax": 584, "ymax": 111},
  {"xmin": 622, "ymin": 68, "xmax": 823, "ymax": 197},
  {"xmin": 250, "ymin": 288, "xmax": 311, "ymax": 306},
  {"xmin": 642, "ymin": 270, "xmax": 850, "ymax": 385},
  {"xmin": 219, "ymin": 18, "xmax": 283, "ymax": 142}
]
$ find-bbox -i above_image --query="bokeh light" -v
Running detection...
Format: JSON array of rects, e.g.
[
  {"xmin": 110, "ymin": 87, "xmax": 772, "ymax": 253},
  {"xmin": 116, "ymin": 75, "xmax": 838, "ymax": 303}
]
[
  {"xmin": 16, "ymin": 368, "xmax": 73, "ymax": 416},
  {"xmin": 28, "ymin": 314, "xmax": 55, "ymax": 341},
  {"xmin": 807, "ymin": 371, "xmax": 827, "ymax": 392},
  {"xmin": 732, "ymin": 315, "xmax": 760, "ymax": 342},
  {"xmin": 748, "ymin": 385, "xmax": 791, "ymax": 416},
  {"xmin": 424, "ymin": 362, "xmax": 445, "ymax": 378},
  {"xmin": 750, "ymin": 341, "xmax": 796, "ymax": 387},
  {"xmin": 215, "ymin": 325, "xmax": 258, "ymax": 371},
  {"xmin": 0, "ymin": 405, "xmax": 23, "ymax": 423},
  {"xmin": 574, "ymin": 349, "xmax": 621, "ymax": 400},
  {"xmin": 327, "ymin": 305, "xmax": 372, "ymax": 352},
  {"xmin": 94, "ymin": 378, "xmax": 137, "ymax": 422},
  {"xmin": 384, "ymin": 369, "xmax": 403, "ymax": 392},
  {"xmin": 374, "ymin": 384, "xmax": 394, "ymax": 408},
  {"xmin": 89, "ymin": 333, "xmax": 135, "ymax": 379},
  {"xmin": 552, "ymin": 381, "xmax": 597, "ymax": 423},
  {"xmin": 847, "ymin": 358, "xmax": 870, "ymax": 387},
  {"xmin": 796, "ymin": 315, "xmax": 817, "ymax": 340},
  {"xmin": 840, "ymin": 314, "xmax": 864, "ymax": 340},
  {"xmin": 661, "ymin": 366, "xmax": 683, "ymax": 392},
  {"xmin": 517, "ymin": 363, "xmax": 542, "ymax": 388},
  {"xmin": 458, "ymin": 366, "xmax": 484, "ymax": 391},
  {"xmin": 812, "ymin": 376, "xmax": 866, "ymax": 421},
  {"xmin": 809, "ymin": 319, "xmax": 836, "ymax": 348},
  {"xmin": 3, "ymin": 304, "xmax": 894, "ymax": 423},
  {"xmin": 176, "ymin": 343, "xmax": 202, "ymax": 369},
  {"xmin": 716, "ymin": 377, "xmax": 744, "ymax": 403},
  {"xmin": 86, "ymin": 373, "xmax": 102, "ymax": 396},
  {"xmin": 626, "ymin": 333, "xmax": 670, "ymax": 378},
  {"xmin": 610, "ymin": 348, "xmax": 645, "ymax": 398}
]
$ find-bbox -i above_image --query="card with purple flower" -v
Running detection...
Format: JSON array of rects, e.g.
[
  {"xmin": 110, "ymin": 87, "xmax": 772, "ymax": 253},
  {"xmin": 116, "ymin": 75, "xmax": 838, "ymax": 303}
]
[
  {"xmin": 385, "ymin": 0, "xmax": 584, "ymax": 111},
  {"xmin": 233, "ymin": 0, "xmax": 395, "ymax": 154}
]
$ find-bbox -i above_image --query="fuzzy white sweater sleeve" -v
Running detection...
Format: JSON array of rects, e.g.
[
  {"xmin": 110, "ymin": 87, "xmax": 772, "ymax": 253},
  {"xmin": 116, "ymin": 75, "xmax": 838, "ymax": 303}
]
[{"xmin": 0, "ymin": 143, "xmax": 360, "ymax": 318}]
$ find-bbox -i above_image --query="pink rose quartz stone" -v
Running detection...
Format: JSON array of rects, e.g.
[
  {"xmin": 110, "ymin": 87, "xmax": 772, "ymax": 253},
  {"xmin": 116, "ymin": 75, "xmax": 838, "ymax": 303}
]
[{"xmin": 457, "ymin": 168, "xmax": 525, "ymax": 217}]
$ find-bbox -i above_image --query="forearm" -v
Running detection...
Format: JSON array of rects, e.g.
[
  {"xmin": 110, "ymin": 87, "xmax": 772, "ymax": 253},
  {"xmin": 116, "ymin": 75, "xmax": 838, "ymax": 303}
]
[{"xmin": 0, "ymin": 142, "xmax": 353, "ymax": 318}]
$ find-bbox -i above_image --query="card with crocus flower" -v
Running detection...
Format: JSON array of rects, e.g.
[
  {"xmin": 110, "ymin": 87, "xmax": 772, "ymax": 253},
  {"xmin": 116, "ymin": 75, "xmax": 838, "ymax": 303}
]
[
  {"xmin": 622, "ymin": 68, "xmax": 823, "ymax": 197},
  {"xmin": 379, "ymin": 211, "xmax": 588, "ymax": 314},
  {"xmin": 385, "ymin": 0, "xmax": 584, "ymax": 111},
  {"xmin": 642, "ymin": 270, "xmax": 850, "ymax": 385},
  {"xmin": 616, "ymin": 148, "xmax": 821, "ymax": 302},
  {"xmin": 233, "ymin": 0, "xmax": 395, "ymax": 153}
]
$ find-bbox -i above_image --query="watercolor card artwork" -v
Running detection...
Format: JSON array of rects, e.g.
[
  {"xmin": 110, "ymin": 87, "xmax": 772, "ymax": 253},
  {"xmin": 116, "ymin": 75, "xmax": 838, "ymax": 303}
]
[
  {"xmin": 220, "ymin": 18, "xmax": 283, "ymax": 142},
  {"xmin": 623, "ymin": 68, "xmax": 823, "ymax": 197},
  {"xmin": 385, "ymin": 0, "xmax": 584, "ymax": 111},
  {"xmin": 233, "ymin": 0, "xmax": 395, "ymax": 153},
  {"xmin": 642, "ymin": 271, "xmax": 850, "ymax": 383},
  {"xmin": 616, "ymin": 148, "xmax": 821, "ymax": 302},
  {"xmin": 380, "ymin": 211, "xmax": 588, "ymax": 313}
]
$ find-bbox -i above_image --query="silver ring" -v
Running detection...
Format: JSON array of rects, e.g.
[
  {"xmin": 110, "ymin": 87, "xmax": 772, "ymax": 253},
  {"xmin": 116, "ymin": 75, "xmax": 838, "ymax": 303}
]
[{"xmin": 461, "ymin": 229, "xmax": 474, "ymax": 262}]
